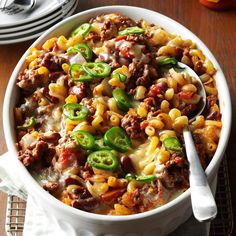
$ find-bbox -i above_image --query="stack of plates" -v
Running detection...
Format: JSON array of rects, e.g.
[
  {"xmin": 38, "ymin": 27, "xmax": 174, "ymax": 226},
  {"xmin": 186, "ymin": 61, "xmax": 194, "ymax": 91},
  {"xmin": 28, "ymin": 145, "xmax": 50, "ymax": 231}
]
[{"xmin": 0, "ymin": 0, "xmax": 78, "ymax": 44}]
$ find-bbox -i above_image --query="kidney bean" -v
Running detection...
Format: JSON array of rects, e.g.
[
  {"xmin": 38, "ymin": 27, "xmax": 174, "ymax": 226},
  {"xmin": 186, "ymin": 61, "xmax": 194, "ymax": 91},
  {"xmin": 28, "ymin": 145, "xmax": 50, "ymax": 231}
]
[
  {"xmin": 157, "ymin": 81, "xmax": 168, "ymax": 91},
  {"xmin": 101, "ymin": 188, "xmax": 126, "ymax": 203},
  {"xmin": 65, "ymin": 177, "xmax": 81, "ymax": 186},
  {"xmin": 72, "ymin": 197, "xmax": 99, "ymax": 212},
  {"xmin": 120, "ymin": 155, "xmax": 135, "ymax": 173}
]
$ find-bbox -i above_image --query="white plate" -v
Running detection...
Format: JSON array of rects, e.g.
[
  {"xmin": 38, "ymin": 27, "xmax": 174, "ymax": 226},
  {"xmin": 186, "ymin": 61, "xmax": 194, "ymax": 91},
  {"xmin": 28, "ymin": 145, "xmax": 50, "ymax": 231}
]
[
  {"xmin": 0, "ymin": 0, "xmax": 78, "ymax": 44},
  {"xmin": 0, "ymin": 8, "xmax": 62, "ymax": 34},
  {"xmin": 0, "ymin": 0, "xmax": 76, "ymax": 38},
  {"xmin": 0, "ymin": 0, "xmax": 68, "ymax": 27}
]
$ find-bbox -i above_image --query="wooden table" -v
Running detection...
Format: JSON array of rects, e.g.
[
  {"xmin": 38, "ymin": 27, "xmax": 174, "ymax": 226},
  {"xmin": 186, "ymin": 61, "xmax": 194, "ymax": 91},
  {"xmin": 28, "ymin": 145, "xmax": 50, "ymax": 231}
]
[{"xmin": 0, "ymin": 0, "xmax": 235, "ymax": 235}]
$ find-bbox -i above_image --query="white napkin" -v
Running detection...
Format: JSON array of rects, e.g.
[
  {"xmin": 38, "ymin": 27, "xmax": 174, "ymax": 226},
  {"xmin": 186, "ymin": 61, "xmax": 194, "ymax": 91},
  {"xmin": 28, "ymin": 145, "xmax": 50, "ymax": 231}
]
[{"xmin": 0, "ymin": 153, "xmax": 27, "ymax": 200}]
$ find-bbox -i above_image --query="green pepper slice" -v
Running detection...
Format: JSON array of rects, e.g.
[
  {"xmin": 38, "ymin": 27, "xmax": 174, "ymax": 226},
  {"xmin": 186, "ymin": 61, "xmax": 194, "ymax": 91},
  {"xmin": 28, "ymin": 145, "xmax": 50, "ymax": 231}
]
[
  {"xmin": 87, "ymin": 150, "xmax": 119, "ymax": 171},
  {"xmin": 82, "ymin": 62, "xmax": 111, "ymax": 78},
  {"xmin": 163, "ymin": 137, "xmax": 182, "ymax": 152},
  {"xmin": 71, "ymin": 130, "xmax": 95, "ymax": 150},
  {"xmin": 104, "ymin": 127, "xmax": 132, "ymax": 153},
  {"xmin": 136, "ymin": 175, "xmax": 156, "ymax": 183},
  {"xmin": 63, "ymin": 103, "xmax": 88, "ymax": 121},
  {"xmin": 67, "ymin": 43, "xmax": 92, "ymax": 61},
  {"xmin": 71, "ymin": 23, "xmax": 91, "ymax": 37},
  {"xmin": 157, "ymin": 57, "xmax": 184, "ymax": 72},
  {"xmin": 70, "ymin": 64, "xmax": 92, "ymax": 82},
  {"xmin": 158, "ymin": 57, "xmax": 178, "ymax": 66},
  {"xmin": 112, "ymin": 72, "xmax": 127, "ymax": 82},
  {"xmin": 112, "ymin": 88, "xmax": 132, "ymax": 111},
  {"xmin": 93, "ymin": 137, "xmax": 112, "ymax": 151},
  {"xmin": 125, "ymin": 173, "xmax": 136, "ymax": 182},
  {"xmin": 17, "ymin": 116, "xmax": 35, "ymax": 130},
  {"xmin": 118, "ymin": 26, "xmax": 145, "ymax": 36}
]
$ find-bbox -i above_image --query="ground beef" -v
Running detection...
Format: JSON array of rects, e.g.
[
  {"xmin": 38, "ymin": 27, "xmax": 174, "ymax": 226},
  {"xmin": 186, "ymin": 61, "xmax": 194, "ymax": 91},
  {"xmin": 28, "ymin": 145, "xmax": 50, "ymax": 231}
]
[
  {"xmin": 181, "ymin": 104, "xmax": 197, "ymax": 117},
  {"xmin": 49, "ymin": 71, "xmax": 65, "ymax": 81},
  {"xmin": 69, "ymin": 82, "xmax": 86, "ymax": 102},
  {"xmin": 17, "ymin": 70, "xmax": 45, "ymax": 93},
  {"xmin": 101, "ymin": 21, "xmax": 118, "ymax": 41},
  {"xmin": 194, "ymin": 60, "xmax": 206, "ymax": 75},
  {"xmin": 129, "ymin": 63, "xmax": 157, "ymax": 88},
  {"xmin": 42, "ymin": 87, "xmax": 59, "ymax": 104},
  {"xmin": 113, "ymin": 16, "xmax": 137, "ymax": 31},
  {"xmin": 144, "ymin": 97, "xmax": 163, "ymax": 114},
  {"xmin": 136, "ymin": 64, "xmax": 152, "ymax": 87},
  {"xmin": 80, "ymin": 98, "xmax": 96, "ymax": 123},
  {"xmin": 18, "ymin": 140, "xmax": 55, "ymax": 167},
  {"xmin": 207, "ymin": 95, "xmax": 217, "ymax": 108},
  {"xmin": 85, "ymin": 32, "xmax": 101, "ymax": 42},
  {"xmin": 41, "ymin": 52, "xmax": 67, "ymax": 72},
  {"xmin": 40, "ymin": 132, "xmax": 61, "ymax": 145},
  {"xmin": 19, "ymin": 95, "xmax": 39, "ymax": 117},
  {"xmin": 43, "ymin": 181, "xmax": 59, "ymax": 193},
  {"xmin": 90, "ymin": 14, "xmax": 136, "ymax": 30},
  {"xmin": 121, "ymin": 114, "xmax": 145, "ymax": 139},
  {"xmin": 159, "ymin": 154, "xmax": 189, "ymax": 189}
]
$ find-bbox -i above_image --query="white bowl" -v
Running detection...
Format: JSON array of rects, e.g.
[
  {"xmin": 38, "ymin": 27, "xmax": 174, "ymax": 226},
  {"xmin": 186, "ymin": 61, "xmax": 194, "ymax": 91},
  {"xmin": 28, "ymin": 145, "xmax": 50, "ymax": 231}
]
[{"xmin": 1, "ymin": 6, "xmax": 232, "ymax": 236}]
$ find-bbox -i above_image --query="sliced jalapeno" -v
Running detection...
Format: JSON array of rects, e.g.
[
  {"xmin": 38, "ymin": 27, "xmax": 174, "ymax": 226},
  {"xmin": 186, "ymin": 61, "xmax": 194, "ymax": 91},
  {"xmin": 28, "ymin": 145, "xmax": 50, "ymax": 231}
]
[
  {"xmin": 158, "ymin": 57, "xmax": 178, "ymax": 66},
  {"xmin": 68, "ymin": 43, "xmax": 92, "ymax": 61},
  {"xmin": 71, "ymin": 130, "xmax": 95, "ymax": 150},
  {"xmin": 112, "ymin": 88, "xmax": 132, "ymax": 111},
  {"xmin": 93, "ymin": 137, "xmax": 112, "ymax": 151},
  {"xmin": 118, "ymin": 26, "xmax": 145, "ymax": 36},
  {"xmin": 63, "ymin": 103, "xmax": 88, "ymax": 121},
  {"xmin": 71, "ymin": 23, "xmax": 91, "ymax": 37},
  {"xmin": 104, "ymin": 127, "xmax": 132, "ymax": 153},
  {"xmin": 70, "ymin": 64, "xmax": 92, "ymax": 82},
  {"xmin": 87, "ymin": 150, "xmax": 119, "ymax": 171},
  {"xmin": 112, "ymin": 72, "xmax": 127, "ymax": 82},
  {"xmin": 82, "ymin": 62, "xmax": 111, "ymax": 78},
  {"xmin": 125, "ymin": 173, "xmax": 136, "ymax": 182},
  {"xmin": 17, "ymin": 116, "xmax": 35, "ymax": 130},
  {"xmin": 136, "ymin": 175, "xmax": 156, "ymax": 183},
  {"xmin": 158, "ymin": 57, "xmax": 184, "ymax": 72},
  {"xmin": 163, "ymin": 137, "xmax": 182, "ymax": 152}
]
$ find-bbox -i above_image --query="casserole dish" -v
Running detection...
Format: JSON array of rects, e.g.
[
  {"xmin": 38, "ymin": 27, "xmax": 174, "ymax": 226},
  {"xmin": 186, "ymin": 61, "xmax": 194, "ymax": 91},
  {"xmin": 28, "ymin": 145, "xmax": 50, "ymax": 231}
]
[{"xmin": 0, "ymin": 6, "xmax": 232, "ymax": 236}]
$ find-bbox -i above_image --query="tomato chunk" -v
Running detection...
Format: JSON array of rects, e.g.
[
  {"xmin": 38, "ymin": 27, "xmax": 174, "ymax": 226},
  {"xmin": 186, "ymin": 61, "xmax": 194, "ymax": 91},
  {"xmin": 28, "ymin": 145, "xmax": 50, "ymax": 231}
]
[{"xmin": 179, "ymin": 91, "xmax": 194, "ymax": 99}]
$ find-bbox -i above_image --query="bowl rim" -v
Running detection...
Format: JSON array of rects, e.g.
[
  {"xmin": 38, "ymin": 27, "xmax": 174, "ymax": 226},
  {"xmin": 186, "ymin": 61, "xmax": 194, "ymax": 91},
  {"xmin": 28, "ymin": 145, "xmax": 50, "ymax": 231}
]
[{"xmin": 3, "ymin": 5, "xmax": 232, "ymax": 221}]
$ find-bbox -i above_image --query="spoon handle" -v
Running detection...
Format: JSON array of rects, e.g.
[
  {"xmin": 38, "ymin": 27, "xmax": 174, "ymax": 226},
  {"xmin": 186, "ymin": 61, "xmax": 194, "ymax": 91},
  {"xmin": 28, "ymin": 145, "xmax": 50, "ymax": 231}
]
[{"xmin": 183, "ymin": 126, "xmax": 217, "ymax": 222}]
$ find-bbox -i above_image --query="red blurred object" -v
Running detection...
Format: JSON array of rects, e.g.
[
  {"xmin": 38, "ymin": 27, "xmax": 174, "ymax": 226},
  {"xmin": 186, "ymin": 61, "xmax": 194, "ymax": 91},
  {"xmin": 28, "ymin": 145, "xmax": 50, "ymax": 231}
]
[{"xmin": 199, "ymin": 0, "xmax": 235, "ymax": 10}]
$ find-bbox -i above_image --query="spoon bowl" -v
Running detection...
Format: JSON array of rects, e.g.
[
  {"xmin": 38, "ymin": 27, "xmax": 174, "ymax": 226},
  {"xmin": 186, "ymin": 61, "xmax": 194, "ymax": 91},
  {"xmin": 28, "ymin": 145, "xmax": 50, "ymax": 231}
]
[{"xmin": 178, "ymin": 62, "xmax": 217, "ymax": 222}]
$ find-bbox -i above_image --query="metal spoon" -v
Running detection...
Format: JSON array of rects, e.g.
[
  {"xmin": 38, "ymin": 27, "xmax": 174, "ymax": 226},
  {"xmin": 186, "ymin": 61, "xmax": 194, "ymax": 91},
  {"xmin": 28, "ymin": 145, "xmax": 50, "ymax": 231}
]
[{"xmin": 178, "ymin": 62, "xmax": 217, "ymax": 222}]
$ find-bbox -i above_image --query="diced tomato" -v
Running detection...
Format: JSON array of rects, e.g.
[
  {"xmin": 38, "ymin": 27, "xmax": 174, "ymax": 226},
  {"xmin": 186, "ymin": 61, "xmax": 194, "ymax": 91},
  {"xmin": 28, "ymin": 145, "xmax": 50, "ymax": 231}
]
[
  {"xmin": 59, "ymin": 149, "xmax": 73, "ymax": 168},
  {"xmin": 115, "ymin": 35, "xmax": 127, "ymax": 41},
  {"xmin": 120, "ymin": 47, "xmax": 134, "ymax": 59},
  {"xmin": 179, "ymin": 91, "xmax": 194, "ymax": 99},
  {"xmin": 140, "ymin": 120, "xmax": 149, "ymax": 130},
  {"xmin": 150, "ymin": 85, "xmax": 162, "ymax": 97}
]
